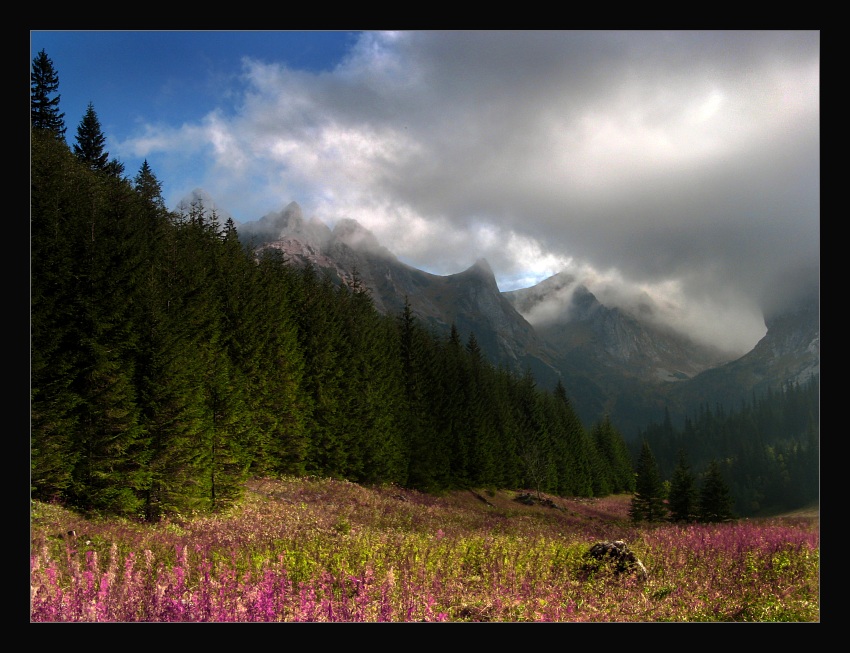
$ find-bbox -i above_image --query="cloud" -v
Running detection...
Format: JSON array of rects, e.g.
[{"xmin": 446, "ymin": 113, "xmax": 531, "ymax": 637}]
[{"xmin": 127, "ymin": 30, "xmax": 819, "ymax": 356}]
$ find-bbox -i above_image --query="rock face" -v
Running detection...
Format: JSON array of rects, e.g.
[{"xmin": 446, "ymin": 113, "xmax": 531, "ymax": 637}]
[
  {"xmin": 243, "ymin": 204, "xmax": 556, "ymax": 379},
  {"xmin": 665, "ymin": 292, "xmax": 820, "ymax": 417},
  {"xmin": 506, "ymin": 281, "xmax": 729, "ymax": 384},
  {"xmin": 505, "ymin": 280, "xmax": 734, "ymax": 435},
  {"xmin": 583, "ymin": 540, "xmax": 648, "ymax": 579}
]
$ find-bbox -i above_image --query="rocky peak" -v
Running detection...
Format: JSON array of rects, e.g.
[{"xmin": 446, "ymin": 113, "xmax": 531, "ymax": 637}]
[
  {"xmin": 450, "ymin": 258, "xmax": 499, "ymax": 291},
  {"xmin": 330, "ymin": 219, "xmax": 396, "ymax": 260},
  {"xmin": 233, "ymin": 201, "xmax": 330, "ymax": 251}
]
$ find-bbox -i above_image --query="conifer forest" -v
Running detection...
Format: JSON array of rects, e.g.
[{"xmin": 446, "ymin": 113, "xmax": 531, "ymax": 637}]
[{"xmin": 31, "ymin": 50, "xmax": 818, "ymax": 523}]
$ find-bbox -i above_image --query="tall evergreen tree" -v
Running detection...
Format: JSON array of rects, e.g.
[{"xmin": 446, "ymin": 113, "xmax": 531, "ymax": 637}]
[
  {"xmin": 464, "ymin": 331, "xmax": 500, "ymax": 488},
  {"xmin": 697, "ymin": 459, "xmax": 735, "ymax": 523},
  {"xmin": 629, "ymin": 440, "xmax": 668, "ymax": 522},
  {"xmin": 246, "ymin": 250, "xmax": 309, "ymax": 478},
  {"xmin": 33, "ymin": 137, "xmax": 151, "ymax": 515},
  {"xmin": 591, "ymin": 416, "xmax": 635, "ymax": 495},
  {"xmin": 73, "ymin": 102, "xmax": 109, "ymax": 172},
  {"xmin": 31, "ymin": 49, "xmax": 66, "ymax": 140},
  {"xmin": 397, "ymin": 296, "xmax": 439, "ymax": 491},
  {"xmin": 134, "ymin": 160, "xmax": 166, "ymax": 210},
  {"xmin": 514, "ymin": 369, "xmax": 555, "ymax": 497},
  {"xmin": 550, "ymin": 379, "xmax": 594, "ymax": 497},
  {"xmin": 667, "ymin": 449, "xmax": 698, "ymax": 522},
  {"xmin": 104, "ymin": 157, "xmax": 127, "ymax": 181},
  {"xmin": 133, "ymin": 214, "xmax": 215, "ymax": 521},
  {"xmin": 297, "ymin": 269, "xmax": 350, "ymax": 478},
  {"xmin": 334, "ymin": 276, "xmax": 407, "ymax": 485},
  {"xmin": 31, "ymin": 131, "xmax": 84, "ymax": 502}
]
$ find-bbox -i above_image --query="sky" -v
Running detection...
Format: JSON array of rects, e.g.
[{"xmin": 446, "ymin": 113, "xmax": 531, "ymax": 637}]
[{"xmin": 30, "ymin": 30, "xmax": 820, "ymax": 356}]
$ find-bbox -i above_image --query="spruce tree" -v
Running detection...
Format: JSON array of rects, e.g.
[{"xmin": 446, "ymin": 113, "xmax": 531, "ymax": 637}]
[
  {"xmin": 697, "ymin": 459, "xmax": 735, "ymax": 523},
  {"xmin": 246, "ymin": 250, "xmax": 309, "ymax": 478},
  {"xmin": 551, "ymin": 379, "xmax": 594, "ymax": 497},
  {"xmin": 397, "ymin": 296, "xmax": 439, "ymax": 491},
  {"xmin": 591, "ymin": 416, "xmax": 635, "ymax": 495},
  {"xmin": 31, "ymin": 49, "xmax": 66, "ymax": 140},
  {"xmin": 134, "ymin": 160, "xmax": 166, "ymax": 210},
  {"xmin": 463, "ymin": 332, "xmax": 500, "ymax": 488},
  {"xmin": 668, "ymin": 449, "xmax": 698, "ymax": 522},
  {"xmin": 73, "ymin": 102, "xmax": 110, "ymax": 172},
  {"xmin": 132, "ymin": 215, "xmax": 213, "ymax": 521},
  {"xmin": 31, "ymin": 130, "xmax": 83, "ymax": 502},
  {"xmin": 515, "ymin": 368, "xmax": 554, "ymax": 498},
  {"xmin": 629, "ymin": 439, "xmax": 668, "ymax": 522}
]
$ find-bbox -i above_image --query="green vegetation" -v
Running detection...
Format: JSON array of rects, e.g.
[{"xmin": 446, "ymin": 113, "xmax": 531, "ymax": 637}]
[
  {"xmin": 31, "ymin": 92, "xmax": 634, "ymax": 520},
  {"xmin": 635, "ymin": 380, "xmax": 819, "ymax": 517},
  {"xmin": 30, "ymin": 477, "xmax": 820, "ymax": 622},
  {"xmin": 31, "ymin": 49, "xmax": 817, "ymax": 525},
  {"xmin": 30, "ymin": 50, "xmax": 820, "ymax": 622}
]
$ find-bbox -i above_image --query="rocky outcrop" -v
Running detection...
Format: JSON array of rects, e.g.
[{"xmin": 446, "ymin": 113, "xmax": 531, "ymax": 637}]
[{"xmin": 582, "ymin": 540, "xmax": 648, "ymax": 579}]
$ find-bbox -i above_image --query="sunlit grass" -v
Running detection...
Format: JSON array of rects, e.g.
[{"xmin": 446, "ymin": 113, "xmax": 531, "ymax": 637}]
[{"xmin": 30, "ymin": 477, "xmax": 819, "ymax": 622}]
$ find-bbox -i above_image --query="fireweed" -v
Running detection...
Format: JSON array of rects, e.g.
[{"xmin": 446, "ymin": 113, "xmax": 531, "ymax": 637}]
[{"xmin": 30, "ymin": 477, "xmax": 819, "ymax": 622}]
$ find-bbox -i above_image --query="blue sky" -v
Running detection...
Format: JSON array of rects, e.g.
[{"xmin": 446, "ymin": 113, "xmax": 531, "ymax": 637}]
[
  {"xmin": 30, "ymin": 31, "xmax": 820, "ymax": 355},
  {"xmin": 30, "ymin": 30, "xmax": 359, "ymax": 207}
]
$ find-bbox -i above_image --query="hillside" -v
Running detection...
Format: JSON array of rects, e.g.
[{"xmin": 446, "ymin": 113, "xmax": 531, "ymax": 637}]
[{"xmin": 31, "ymin": 476, "xmax": 817, "ymax": 549}]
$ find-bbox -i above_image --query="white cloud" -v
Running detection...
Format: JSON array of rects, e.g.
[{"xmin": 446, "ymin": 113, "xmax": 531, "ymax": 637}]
[{"xmin": 126, "ymin": 30, "xmax": 819, "ymax": 355}]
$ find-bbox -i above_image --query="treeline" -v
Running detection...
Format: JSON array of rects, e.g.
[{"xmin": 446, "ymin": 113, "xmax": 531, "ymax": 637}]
[
  {"xmin": 633, "ymin": 376, "xmax": 819, "ymax": 517},
  {"xmin": 31, "ymin": 50, "xmax": 636, "ymax": 519}
]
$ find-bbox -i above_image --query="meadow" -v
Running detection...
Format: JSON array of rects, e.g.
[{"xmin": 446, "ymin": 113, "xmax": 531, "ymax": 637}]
[{"xmin": 30, "ymin": 476, "xmax": 819, "ymax": 622}]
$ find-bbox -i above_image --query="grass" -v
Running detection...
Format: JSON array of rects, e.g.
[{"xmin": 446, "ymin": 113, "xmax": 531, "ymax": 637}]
[{"xmin": 30, "ymin": 477, "xmax": 819, "ymax": 622}]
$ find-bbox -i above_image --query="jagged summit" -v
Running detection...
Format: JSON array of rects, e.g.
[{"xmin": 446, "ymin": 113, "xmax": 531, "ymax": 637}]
[
  {"xmin": 472, "ymin": 257, "xmax": 493, "ymax": 274},
  {"xmin": 447, "ymin": 258, "xmax": 499, "ymax": 290},
  {"xmin": 175, "ymin": 190, "xmax": 818, "ymax": 439},
  {"xmin": 238, "ymin": 201, "xmax": 331, "ymax": 250},
  {"xmin": 330, "ymin": 219, "xmax": 396, "ymax": 260}
]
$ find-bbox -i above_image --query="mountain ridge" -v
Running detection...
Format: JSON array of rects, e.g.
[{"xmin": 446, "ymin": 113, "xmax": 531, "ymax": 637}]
[{"xmin": 184, "ymin": 192, "xmax": 819, "ymax": 438}]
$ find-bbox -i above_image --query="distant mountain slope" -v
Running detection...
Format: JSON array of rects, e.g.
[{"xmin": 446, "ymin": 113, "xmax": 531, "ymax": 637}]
[
  {"xmin": 504, "ymin": 275, "xmax": 738, "ymax": 434},
  {"xmin": 663, "ymin": 293, "xmax": 820, "ymax": 418}
]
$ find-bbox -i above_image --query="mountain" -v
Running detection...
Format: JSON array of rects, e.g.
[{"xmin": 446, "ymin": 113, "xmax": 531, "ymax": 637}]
[
  {"xmin": 237, "ymin": 201, "xmax": 556, "ymax": 377},
  {"xmin": 504, "ymin": 276, "xmax": 736, "ymax": 434},
  {"xmin": 663, "ymin": 293, "xmax": 820, "ymax": 419},
  {"xmin": 188, "ymin": 192, "xmax": 819, "ymax": 439}
]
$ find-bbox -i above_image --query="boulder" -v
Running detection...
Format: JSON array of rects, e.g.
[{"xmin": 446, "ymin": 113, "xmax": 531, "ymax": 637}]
[{"xmin": 582, "ymin": 540, "xmax": 648, "ymax": 579}]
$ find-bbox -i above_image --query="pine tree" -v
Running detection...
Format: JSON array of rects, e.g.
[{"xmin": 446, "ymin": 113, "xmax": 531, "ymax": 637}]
[
  {"xmin": 514, "ymin": 368, "xmax": 555, "ymax": 498},
  {"xmin": 463, "ymin": 331, "xmax": 500, "ymax": 488},
  {"xmin": 31, "ymin": 49, "xmax": 66, "ymax": 140},
  {"xmin": 133, "ymin": 160, "xmax": 167, "ymax": 211},
  {"xmin": 551, "ymin": 379, "xmax": 594, "ymax": 497},
  {"xmin": 104, "ymin": 157, "xmax": 127, "ymax": 181},
  {"xmin": 246, "ymin": 250, "xmax": 309, "ymax": 478},
  {"xmin": 31, "ymin": 131, "xmax": 84, "ymax": 502},
  {"xmin": 629, "ymin": 439, "xmax": 668, "ymax": 522},
  {"xmin": 591, "ymin": 416, "xmax": 635, "ymax": 495},
  {"xmin": 132, "ymin": 216, "xmax": 212, "ymax": 521},
  {"xmin": 73, "ymin": 102, "xmax": 109, "ymax": 172},
  {"xmin": 397, "ymin": 296, "xmax": 439, "ymax": 491},
  {"xmin": 697, "ymin": 459, "xmax": 735, "ymax": 523},
  {"xmin": 32, "ymin": 137, "xmax": 153, "ymax": 515},
  {"xmin": 667, "ymin": 449, "xmax": 698, "ymax": 522}
]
